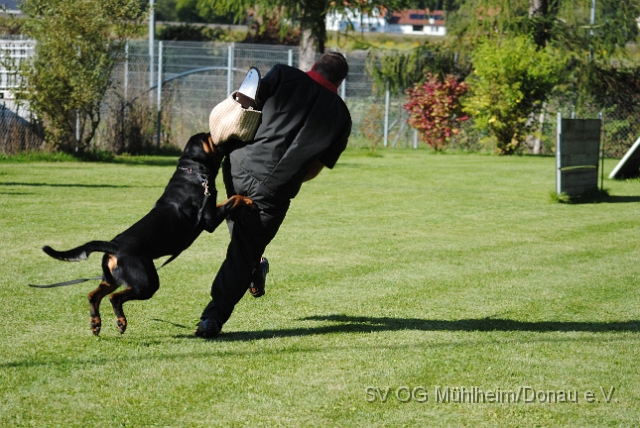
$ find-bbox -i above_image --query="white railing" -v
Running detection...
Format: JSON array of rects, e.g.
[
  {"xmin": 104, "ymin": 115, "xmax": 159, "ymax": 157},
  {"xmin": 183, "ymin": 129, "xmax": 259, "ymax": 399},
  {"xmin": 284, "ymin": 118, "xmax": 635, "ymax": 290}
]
[{"xmin": 0, "ymin": 40, "xmax": 34, "ymax": 99}]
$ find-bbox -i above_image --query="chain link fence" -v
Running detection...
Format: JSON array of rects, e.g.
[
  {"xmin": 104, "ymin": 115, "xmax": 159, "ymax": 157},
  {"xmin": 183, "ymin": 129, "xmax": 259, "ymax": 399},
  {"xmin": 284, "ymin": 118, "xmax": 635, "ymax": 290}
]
[
  {"xmin": 96, "ymin": 41, "xmax": 380, "ymax": 152},
  {"xmin": 2, "ymin": 38, "xmax": 639, "ymax": 156}
]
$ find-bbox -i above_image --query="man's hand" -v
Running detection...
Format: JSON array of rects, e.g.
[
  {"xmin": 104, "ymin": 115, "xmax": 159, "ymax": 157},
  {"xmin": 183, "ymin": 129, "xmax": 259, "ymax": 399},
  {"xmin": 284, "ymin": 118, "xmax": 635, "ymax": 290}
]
[{"xmin": 303, "ymin": 160, "xmax": 325, "ymax": 182}]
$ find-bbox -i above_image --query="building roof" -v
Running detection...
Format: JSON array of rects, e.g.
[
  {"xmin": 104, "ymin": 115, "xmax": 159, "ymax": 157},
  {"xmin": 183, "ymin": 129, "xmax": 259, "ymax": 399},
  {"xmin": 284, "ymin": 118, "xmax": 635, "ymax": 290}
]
[{"xmin": 389, "ymin": 9, "xmax": 445, "ymax": 26}]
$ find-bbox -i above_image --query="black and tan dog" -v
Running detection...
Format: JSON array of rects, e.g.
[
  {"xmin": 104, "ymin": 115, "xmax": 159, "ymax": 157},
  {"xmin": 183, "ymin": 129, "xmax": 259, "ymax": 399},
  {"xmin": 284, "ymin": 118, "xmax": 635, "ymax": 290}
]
[{"xmin": 37, "ymin": 133, "xmax": 254, "ymax": 335}]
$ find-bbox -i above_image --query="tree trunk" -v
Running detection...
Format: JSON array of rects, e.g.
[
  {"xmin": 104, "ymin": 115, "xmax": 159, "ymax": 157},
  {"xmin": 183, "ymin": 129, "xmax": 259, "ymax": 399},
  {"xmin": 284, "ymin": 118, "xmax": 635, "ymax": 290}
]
[
  {"xmin": 529, "ymin": 0, "xmax": 560, "ymax": 48},
  {"xmin": 528, "ymin": 0, "xmax": 547, "ymax": 17},
  {"xmin": 299, "ymin": 28, "xmax": 316, "ymax": 71},
  {"xmin": 533, "ymin": 104, "xmax": 546, "ymax": 154},
  {"xmin": 529, "ymin": 0, "xmax": 548, "ymax": 47},
  {"xmin": 298, "ymin": 8, "xmax": 327, "ymax": 71}
]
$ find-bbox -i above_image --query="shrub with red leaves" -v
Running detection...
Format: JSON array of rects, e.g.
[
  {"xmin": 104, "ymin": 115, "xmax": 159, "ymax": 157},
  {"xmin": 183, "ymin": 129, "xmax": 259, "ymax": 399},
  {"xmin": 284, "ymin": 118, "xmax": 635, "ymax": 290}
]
[{"xmin": 404, "ymin": 73, "xmax": 469, "ymax": 150}]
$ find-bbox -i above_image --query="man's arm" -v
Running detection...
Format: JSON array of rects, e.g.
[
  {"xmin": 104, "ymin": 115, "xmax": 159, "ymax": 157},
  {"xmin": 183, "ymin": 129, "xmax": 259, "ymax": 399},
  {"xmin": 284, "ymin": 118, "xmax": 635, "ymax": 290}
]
[{"xmin": 303, "ymin": 160, "xmax": 325, "ymax": 182}]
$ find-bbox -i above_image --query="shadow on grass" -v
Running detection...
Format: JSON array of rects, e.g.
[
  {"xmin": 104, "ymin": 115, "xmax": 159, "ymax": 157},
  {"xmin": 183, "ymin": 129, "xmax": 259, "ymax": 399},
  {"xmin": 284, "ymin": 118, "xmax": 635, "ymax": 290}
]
[
  {"xmin": 110, "ymin": 157, "xmax": 179, "ymax": 167},
  {"xmin": 0, "ymin": 181, "xmax": 133, "ymax": 189},
  {"xmin": 588, "ymin": 195, "xmax": 640, "ymax": 204},
  {"xmin": 3, "ymin": 316, "xmax": 639, "ymax": 369},
  {"xmin": 191, "ymin": 315, "xmax": 640, "ymax": 342},
  {"xmin": 151, "ymin": 318, "xmax": 191, "ymax": 329},
  {"xmin": 552, "ymin": 188, "xmax": 640, "ymax": 204}
]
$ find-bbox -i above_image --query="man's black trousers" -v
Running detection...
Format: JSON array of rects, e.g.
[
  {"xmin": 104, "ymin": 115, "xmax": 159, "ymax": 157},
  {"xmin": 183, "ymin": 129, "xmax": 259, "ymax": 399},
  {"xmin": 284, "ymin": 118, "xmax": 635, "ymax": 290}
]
[{"xmin": 199, "ymin": 163, "xmax": 289, "ymax": 328}]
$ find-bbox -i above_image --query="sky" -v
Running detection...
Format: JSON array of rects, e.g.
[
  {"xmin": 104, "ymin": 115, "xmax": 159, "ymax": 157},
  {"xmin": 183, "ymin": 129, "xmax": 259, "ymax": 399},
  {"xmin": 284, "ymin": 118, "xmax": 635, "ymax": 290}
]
[{"xmin": 1, "ymin": 1, "xmax": 20, "ymax": 12}]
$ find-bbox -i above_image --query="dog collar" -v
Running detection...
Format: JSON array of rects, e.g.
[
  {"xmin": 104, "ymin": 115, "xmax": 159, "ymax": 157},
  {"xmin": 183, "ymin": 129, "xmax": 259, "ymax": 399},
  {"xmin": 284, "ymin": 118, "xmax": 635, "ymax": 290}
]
[{"xmin": 178, "ymin": 166, "xmax": 210, "ymax": 196}]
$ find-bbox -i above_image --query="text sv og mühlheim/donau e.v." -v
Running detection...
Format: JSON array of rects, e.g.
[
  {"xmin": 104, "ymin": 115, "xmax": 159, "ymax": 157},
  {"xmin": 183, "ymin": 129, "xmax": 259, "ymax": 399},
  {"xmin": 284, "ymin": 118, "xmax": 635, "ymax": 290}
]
[{"xmin": 364, "ymin": 386, "xmax": 618, "ymax": 404}]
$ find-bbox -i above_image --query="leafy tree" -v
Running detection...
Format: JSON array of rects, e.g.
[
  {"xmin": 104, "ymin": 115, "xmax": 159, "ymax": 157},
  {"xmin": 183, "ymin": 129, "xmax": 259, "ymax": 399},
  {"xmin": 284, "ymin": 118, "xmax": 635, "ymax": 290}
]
[
  {"xmin": 158, "ymin": 24, "xmax": 241, "ymax": 41},
  {"xmin": 0, "ymin": 14, "xmax": 23, "ymax": 35},
  {"xmin": 462, "ymin": 35, "xmax": 560, "ymax": 154},
  {"xmin": 583, "ymin": 62, "xmax": 640, "ymax": 157},
  {"xmin": 442, "ymin": 1, "xmax": 639, "ymax": 154},
  {"xmin": 155, "ymin": 0, "xmax": 180, "ymax": 22},
  {"xmin": 404, "ymin": 73, "xmax": 469, "ymax": 150},
  {"xmin": 448, "ymin": 0, "xmax": 639, "ymax": 54},
  {"xmin": 448, "ymin": 0, "xmax": 640, "ymax": 104},
  {"xmin": 17, "ymin": 0, "xmax": 144, "ymax": 153},
  {"xmin": 367, "ymin": 42, "xmax": 469, "ymax": 95},
  {"xmin": 361, "ymin": 103, "xmax": 385, "ymax": 155},
  {"xmin": 200, "ymin": 0, "xmax": 417, "ymax": 70},
  {"xmin": 171, "ymin": 0, "xmax": 237, "ymax": 23}
]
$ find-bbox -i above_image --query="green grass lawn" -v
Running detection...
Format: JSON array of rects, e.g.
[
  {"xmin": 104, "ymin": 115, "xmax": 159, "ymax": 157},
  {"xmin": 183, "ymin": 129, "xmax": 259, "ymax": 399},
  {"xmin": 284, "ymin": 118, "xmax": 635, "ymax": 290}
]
[{"xmin": 1, "ymin": 149, "xmax": 640, "ymax": 427}]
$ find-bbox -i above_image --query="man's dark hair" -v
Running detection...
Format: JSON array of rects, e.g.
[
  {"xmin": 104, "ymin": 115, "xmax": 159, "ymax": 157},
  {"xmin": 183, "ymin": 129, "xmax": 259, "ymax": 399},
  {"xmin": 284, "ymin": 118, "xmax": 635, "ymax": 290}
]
[{"xmin": 314, "ymin": 52, "xmax": 349, "ymax": 84}]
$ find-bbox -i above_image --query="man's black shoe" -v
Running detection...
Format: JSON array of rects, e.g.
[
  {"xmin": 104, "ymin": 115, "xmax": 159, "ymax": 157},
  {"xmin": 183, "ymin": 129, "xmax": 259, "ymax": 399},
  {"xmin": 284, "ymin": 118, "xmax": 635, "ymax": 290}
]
[
  {"xmin": 194, "ymin": 318, "xmax": 220, "ymax": 338},
  {"xmin": 249, "ymin": 257, "xmax": 269, "ymax": 298}
]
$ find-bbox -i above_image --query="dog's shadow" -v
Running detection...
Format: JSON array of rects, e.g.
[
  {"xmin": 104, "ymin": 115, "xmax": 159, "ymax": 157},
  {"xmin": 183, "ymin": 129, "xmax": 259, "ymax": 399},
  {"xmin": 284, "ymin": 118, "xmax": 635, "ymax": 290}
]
[{"xmin": 173, "ymin": 314, "xmax": 640, "ymax": 342}]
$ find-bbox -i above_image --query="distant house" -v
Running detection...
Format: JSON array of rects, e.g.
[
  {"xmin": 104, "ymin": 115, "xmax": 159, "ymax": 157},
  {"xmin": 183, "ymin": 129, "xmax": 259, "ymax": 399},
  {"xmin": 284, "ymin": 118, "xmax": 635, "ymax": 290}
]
[
  {"xmin": 326, "ymin": 8, "xmax": 387, "ymax": 33},
  {"xmin": 326, "ymin": 8, "xmax": 446, "ymax": 37},
  {"xmin": 387, "ymin": 10, "xmax": 446, "ymax": 36},
  {"xmin": 0, "ymin": 0, "xmax": 21, "ymax": 14}
]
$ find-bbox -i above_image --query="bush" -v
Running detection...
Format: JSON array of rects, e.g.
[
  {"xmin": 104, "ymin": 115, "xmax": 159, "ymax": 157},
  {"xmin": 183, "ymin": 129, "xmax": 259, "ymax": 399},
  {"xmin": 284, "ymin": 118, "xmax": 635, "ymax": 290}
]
[
  {"xmin": 462, "ymin": 36, "xmax": 560, "ymax": 155},
  {"xmin": 17, "ymin": 0, "xmax": 144, "ymax": 154},
  {"xmin": 158, "ymin": 24, "xmax": 237, "ymax": 42},
  {"xmin": 404, "ymin": 73, "xmax": 469, "ymax": 150}
]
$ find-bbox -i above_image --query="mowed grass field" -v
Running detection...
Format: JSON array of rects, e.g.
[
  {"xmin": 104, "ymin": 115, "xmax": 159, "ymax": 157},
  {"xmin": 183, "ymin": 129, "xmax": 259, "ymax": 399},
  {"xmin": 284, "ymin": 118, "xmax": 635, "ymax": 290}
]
[{"xmin": 1, "ymin": 149, "xmax": 640, "ymax": 427}]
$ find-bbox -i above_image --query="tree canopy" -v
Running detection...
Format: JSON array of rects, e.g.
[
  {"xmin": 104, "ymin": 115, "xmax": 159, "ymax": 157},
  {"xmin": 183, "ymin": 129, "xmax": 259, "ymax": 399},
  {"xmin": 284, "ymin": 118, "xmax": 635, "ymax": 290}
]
[
  {"xmin": 17, "ymin": 0, "xmax": 144, "ymax": 153},
  {"xmin": 447, "ymin": 0, "xmax": 640, "ymax": 57},
  {"xmin": 200, "ymin": 0, "xmax": 420, "ymax": 69}
]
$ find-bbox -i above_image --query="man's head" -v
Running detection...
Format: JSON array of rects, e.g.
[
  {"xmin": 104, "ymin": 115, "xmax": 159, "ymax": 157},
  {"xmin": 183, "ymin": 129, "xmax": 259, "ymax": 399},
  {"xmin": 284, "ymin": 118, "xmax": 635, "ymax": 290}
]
[{"xmin": 312, "ymin": 52, "xmax": 349, "ymax": 86}]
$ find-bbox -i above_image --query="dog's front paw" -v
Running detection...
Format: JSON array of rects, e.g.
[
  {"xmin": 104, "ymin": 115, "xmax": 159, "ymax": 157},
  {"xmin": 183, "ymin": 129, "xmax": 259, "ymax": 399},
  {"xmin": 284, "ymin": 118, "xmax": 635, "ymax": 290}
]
[
  {"xmin": 90, "ymin": 317, "xmax": 101, "ymax": 336},
  {"xmin": 116, "ymin": 317, "xmax": 127, "ymax": 334},
  {"xmin": 242, "ymin": 196, "xmax": 258, "ymax": 210}
]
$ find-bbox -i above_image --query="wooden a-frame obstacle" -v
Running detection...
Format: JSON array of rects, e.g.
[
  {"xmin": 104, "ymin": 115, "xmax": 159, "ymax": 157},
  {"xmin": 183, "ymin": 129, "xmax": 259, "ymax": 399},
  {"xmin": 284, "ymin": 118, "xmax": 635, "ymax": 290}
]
[{"xmin": 608, "ymin": 136, "xmax": 640, "ymax": 180}]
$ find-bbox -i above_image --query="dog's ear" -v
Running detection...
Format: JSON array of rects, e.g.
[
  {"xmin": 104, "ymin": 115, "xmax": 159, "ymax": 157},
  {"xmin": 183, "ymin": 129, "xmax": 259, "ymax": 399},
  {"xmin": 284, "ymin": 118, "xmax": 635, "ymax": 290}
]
[{"xmin": 201, "ymin": 133, "xmax": 216, "ymax": 154}]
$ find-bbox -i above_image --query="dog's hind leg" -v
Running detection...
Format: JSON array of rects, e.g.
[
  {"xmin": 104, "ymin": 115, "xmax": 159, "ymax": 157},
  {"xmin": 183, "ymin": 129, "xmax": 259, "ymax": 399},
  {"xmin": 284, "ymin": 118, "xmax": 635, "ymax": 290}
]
[
  {"xmin": 88, "ymin": 254, "xmax": 121, "ymax": 336},
  {"xmin": 108, "ymin": 257, "xmax": 159, "ymax": 334}
]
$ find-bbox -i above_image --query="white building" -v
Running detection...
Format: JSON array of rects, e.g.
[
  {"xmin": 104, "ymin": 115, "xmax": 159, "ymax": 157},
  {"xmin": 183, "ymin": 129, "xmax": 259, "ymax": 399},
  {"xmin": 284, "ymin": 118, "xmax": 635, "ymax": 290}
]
[
  {"xmin": 0, "ymin": 39, "xmax": 33, "ymax": 100},
  {"xmin": 326, "ymin": 8, "xmax": 387, "ymax": 33},
  {"xmin": 326, "ymin": 8, "xmax": 446, "ymax": 37}
]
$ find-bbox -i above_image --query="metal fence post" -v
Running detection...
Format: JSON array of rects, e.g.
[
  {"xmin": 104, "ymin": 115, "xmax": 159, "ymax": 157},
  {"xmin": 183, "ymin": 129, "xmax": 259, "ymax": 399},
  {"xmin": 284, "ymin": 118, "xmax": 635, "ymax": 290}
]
[
  {"xmin": 599, "ymin": 111, "xmax": 604, "ymax": 190},
  {"xmin": 75, "ymin": 112, "xmax": 80, "ymax": 149},
  {"xmin": 288, "ymin": 49, "xmax": 293, "ymax": 67},
  {"xmin": 149, "ymin": 0, "xmax": 155, "ymax": 92},
  {"xmin": 383, "ymin": 83, "xmax": 389, "ymax": 147},
  {"xmin": 156, "ymin": 41, "xmax": 163, "ymax": 147},
  {"xmin": 227, "ymin": 43, "xmax": 235, "ymax": 96},
  {"xmin": 124, "ymin": 40, "xmax": 129, "ymax": 102},
  {"xmin": 556, "ymin": 112, "xmax": 562, "ymax": 195}
]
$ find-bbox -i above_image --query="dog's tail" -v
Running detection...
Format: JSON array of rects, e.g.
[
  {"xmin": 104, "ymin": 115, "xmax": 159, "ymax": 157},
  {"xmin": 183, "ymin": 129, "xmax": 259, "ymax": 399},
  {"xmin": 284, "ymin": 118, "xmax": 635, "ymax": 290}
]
[{"xmin": 42, "ymin": 241, "xmax": 118, "ymax": 262}]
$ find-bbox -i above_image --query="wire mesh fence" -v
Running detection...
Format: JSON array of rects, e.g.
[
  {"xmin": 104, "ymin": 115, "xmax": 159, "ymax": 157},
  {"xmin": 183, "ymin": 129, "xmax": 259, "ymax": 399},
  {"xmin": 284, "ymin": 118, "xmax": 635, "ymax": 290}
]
[
  {"xmin": 1, "ymin": 38, "xmax": 639, "ymax": 157},
  {"xmin": 98, "ymin": 41, "xmax": 337, "ymax": 151},
  {"xmin": 0, "ymin": 100, "xmax": 44, "ymax": 153},
  {"xmin": 515, "ymin": 99, "xmax": 640, "ymax": 158}
]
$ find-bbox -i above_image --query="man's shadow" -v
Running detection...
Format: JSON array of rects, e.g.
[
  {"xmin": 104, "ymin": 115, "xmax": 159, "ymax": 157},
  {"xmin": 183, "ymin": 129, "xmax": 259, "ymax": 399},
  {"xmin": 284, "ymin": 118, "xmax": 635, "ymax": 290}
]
[{"xmin": 177, "ymin": 314, "xmax": 640, "ymax": 341}]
